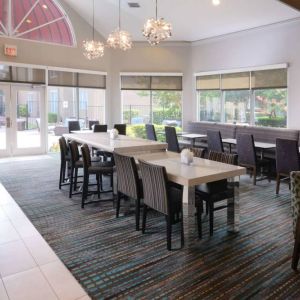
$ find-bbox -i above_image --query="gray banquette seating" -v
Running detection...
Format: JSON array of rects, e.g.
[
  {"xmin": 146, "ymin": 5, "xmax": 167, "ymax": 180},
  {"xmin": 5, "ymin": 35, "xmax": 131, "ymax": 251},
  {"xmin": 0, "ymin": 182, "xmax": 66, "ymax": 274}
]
[{"xmin": 186, "ymin": 121, "xmax": 299, "ymax": 159}]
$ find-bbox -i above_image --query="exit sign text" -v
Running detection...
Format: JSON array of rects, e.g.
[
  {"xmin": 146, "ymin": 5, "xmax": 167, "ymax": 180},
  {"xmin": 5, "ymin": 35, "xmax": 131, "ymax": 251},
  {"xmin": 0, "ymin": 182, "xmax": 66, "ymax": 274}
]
[{"xmin": 4, "ymin": 45, "xmax": 17, "ymax": 57}]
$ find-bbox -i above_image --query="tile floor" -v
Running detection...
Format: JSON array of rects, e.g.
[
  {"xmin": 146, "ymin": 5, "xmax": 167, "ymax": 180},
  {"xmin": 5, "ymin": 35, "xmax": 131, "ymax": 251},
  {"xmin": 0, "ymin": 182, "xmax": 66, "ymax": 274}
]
[{"xmin": 0, "ymin": 183, "xmax": 91, "ymax": 300}]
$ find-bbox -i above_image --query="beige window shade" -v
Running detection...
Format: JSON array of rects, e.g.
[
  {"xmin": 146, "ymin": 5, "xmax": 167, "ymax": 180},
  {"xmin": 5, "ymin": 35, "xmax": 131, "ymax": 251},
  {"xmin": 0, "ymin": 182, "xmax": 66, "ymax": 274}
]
[
  {"xmin": 48, "ymin": 70, "xmax": 77, "ymax": 87},
  {"xmin": 221, "ymin": 72, "xmax": 250, "ymax": 90},
  {"xmin": 11, "ymin": 67, "xmax": 45, "ymax": 84},
  {"xmin": 251, "ymin": 68, "xmax": 287, "ymax": 89},
  {"xmin": 196, "ymin": 75, "xmax": 220, "ymax": 90},
  {"xmin": 151, "ymin": 76, "xmax": 182, "ymax": 90},
  {"xmin": 121, "ymin": 76, "xmax": 151, "ymax": 90},
  {"xmin": 78, "ymin": 73, "xmax": 106, "ymax": 89}
]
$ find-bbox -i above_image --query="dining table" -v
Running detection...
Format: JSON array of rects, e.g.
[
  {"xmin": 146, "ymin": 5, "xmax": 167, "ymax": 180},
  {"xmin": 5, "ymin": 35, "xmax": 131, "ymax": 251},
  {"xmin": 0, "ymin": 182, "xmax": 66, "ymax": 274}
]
[
  {"xmin": 180, "ymin": 133, "xmax": 207, "ymax": 147},
  {"xmin": 134, "ymin": 151, "xmax": 246, "ymax": 239},
  {"xmin": 222, "ymin": 138, "xmax": 276, "ymax": 159}
]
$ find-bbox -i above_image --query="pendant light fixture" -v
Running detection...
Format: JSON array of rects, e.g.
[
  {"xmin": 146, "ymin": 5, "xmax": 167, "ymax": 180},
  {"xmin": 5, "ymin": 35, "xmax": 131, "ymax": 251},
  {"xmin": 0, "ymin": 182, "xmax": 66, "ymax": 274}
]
[
  {"xmin": 107, "ymin": 0, "xmax": 133, "ymax": 51},
  {"xmin": 83, "ymin": 0, "xmax": 105, "ymax": 59},
  {"xmin": 142, "ymin": 0, "xmax": 172, "ymax": 46}
]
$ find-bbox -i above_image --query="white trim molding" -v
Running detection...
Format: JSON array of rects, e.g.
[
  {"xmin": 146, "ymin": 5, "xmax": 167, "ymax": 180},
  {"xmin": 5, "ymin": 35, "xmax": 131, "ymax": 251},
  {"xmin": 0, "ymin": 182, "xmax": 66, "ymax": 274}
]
[{"xmin": 120, "ymin": 72, "xmax": 183, "ymax": 76}]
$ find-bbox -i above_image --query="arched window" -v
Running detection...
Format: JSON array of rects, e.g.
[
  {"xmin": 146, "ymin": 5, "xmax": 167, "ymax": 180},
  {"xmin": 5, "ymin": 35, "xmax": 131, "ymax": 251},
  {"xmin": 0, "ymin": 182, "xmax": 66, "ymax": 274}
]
[{"xmin": 0, "ymin": 0, "xmax": 76, "ymax": 46}]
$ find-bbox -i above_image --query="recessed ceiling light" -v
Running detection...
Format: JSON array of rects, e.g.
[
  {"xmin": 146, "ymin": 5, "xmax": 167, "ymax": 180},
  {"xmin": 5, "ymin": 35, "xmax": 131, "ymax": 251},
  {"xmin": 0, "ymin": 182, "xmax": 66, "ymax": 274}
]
[
  {"xmin": 212, "ymin": 0, "xmax": 220, "ymax": 6},
  {"xmin": 26, "ymin": 19, "xmax": 32, "ymax": 24},
  {"xmin": 42, "ymin": 4, "xmax": 48, "ymax": 9}
]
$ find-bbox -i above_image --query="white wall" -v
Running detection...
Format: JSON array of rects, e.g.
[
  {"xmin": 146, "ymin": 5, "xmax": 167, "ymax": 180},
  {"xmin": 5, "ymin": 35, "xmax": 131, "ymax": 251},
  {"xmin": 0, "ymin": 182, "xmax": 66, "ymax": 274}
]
[{"xmin": 191, "ymin": 19, "xmax": 300, "ymax": 129}]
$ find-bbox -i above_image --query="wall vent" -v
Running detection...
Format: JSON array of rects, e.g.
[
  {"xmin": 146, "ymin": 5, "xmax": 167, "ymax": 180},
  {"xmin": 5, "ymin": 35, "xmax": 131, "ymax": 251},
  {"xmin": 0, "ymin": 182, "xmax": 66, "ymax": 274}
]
[{"xmin": 128, "ymin": 2, "xmax": 140, "ymax": 8}]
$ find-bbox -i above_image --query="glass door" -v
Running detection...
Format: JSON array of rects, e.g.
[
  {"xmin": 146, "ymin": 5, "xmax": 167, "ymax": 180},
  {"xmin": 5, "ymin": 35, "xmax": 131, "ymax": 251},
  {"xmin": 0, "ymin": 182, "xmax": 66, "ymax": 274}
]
[
  {"xmin": 11, "ymin": 85, "xmax": 45, "ymax": 156},
  {"xmin": 0, "ymin": 84, "xmax": 11, "ymax": 157}
]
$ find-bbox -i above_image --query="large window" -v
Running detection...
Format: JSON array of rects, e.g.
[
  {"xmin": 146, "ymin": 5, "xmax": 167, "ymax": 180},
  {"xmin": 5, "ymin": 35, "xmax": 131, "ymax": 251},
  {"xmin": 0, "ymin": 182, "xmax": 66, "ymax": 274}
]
[
  {"xmin": 121, "ymin": 75, "xmax": 182, "ymax": 138},
  {"xmin": 196, "ymin": 67, "xmax": 287, "ymax": 127},
  {"xmin": 47, "ymin": 70, "xmax": 106, "ymax": 152}
]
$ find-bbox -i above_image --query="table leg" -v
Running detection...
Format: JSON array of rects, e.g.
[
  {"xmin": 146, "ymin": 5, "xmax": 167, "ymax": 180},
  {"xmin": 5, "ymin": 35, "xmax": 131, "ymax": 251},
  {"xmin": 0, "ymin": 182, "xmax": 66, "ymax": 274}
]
[
  {"xmin": 182, "ymin": 186, "xmax": 196, "ymax": 241},
  {"xmin": 227, "ymin": 176, "xmax": 240, "ymax": 233}
]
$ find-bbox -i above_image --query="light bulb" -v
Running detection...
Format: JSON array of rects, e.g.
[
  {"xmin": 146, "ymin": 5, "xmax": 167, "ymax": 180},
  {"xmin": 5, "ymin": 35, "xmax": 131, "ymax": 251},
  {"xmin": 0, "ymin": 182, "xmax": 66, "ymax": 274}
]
[{"xmin": 212, "ymin": 0, "xmax": 220, "ymax": 6}]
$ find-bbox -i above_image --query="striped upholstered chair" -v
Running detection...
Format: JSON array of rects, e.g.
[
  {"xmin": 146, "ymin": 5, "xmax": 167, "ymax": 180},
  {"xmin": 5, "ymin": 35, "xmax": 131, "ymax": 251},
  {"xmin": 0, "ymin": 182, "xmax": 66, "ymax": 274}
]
[
  {"xmin": 114, "ymin": 152, "xmax": 143, "ymax": 231},
  {"xmin": 195, "ymin": 150, "xmax": 238, "ymax": 237},
  {"xmin": 290, "ymin": 171, "xmax": 300, "ymax": 270},
  {"xmin": 138, "ymin": 160, "xmax": 184, "ymax": 250}
]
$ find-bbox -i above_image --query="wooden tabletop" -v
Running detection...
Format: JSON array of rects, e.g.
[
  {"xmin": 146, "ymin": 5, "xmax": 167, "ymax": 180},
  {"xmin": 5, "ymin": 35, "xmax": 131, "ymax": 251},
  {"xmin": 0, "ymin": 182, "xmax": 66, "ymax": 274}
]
[
  {"xmin": 222, "ymin": 138, "xmax": 276, "ymax": 149},
  {"xmin": 135, "ymin": 151, "xmax": 246, "ymax": 186},
  {"xmin": 64, "ymin": 132, "xmax": 167, "ymax": 154}
]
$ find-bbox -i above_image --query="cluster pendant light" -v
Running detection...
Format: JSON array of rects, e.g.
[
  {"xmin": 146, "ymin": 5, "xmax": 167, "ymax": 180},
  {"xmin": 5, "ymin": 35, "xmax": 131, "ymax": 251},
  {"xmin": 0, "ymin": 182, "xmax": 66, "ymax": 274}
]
[
  {"xmin": 142, "ymin": 0, "xmax": 172, "ymax": 45},
  {"xmin": 82, "ymin": 0, "xmax": 105, "ymax": 60},
  {"xmin": 107, "ymin": 0, "xmax": 132, "ymax": 51}
]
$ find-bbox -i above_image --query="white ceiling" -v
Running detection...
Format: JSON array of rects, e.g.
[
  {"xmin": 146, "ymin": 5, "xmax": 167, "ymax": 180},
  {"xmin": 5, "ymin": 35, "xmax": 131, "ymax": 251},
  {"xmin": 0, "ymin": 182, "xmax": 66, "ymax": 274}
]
[{"xmin": 64, "ymin": 0, "xmax": 300, "ymax": 42}]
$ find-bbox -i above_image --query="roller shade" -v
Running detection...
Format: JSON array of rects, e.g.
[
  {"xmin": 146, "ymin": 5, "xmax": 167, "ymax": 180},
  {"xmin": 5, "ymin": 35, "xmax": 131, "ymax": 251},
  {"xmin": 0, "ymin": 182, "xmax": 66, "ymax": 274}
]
[
  {"xmin": 0, "ymin": 65, "xmax": 45, "ymax": 84},
  {"xmin": 221, "ymin": 72, "xmax": 250, "ymax": 90},
  {"xmin": 251, "ymin": 68, "xmax": 287, "ymax": 89},
  {"xmin": 121, "ymin": 75, "xmax": 182, "ymax": 90},
  {"xmin": 196, "ymin": 75, "xmax": 220, "ymax": 90},
  {"xmin": 48, "ymin": 70, "xmax": 106, "ymax": 88}
]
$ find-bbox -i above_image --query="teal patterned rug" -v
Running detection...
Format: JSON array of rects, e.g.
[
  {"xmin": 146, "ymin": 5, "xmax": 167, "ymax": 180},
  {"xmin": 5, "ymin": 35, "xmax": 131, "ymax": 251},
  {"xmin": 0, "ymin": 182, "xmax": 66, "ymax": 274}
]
[{"xmin": 0, "ymin": 154, "xmax": 298, "ymax": 299}]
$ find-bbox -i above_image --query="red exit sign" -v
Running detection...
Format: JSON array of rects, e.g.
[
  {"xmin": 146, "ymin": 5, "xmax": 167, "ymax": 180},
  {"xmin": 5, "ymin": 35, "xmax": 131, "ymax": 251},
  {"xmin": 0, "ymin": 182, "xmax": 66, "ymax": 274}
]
[{"xmin": 4, "ymin": 45, "xmax": 17, "ymax": 57}]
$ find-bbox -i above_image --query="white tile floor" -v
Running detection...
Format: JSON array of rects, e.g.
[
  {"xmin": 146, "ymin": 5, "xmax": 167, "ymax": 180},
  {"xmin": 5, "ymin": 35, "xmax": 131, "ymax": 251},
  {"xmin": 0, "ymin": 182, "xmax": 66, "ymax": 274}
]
[{"xmin": 0, "ymin": 183, "xmax": 91, "ymax": 300}]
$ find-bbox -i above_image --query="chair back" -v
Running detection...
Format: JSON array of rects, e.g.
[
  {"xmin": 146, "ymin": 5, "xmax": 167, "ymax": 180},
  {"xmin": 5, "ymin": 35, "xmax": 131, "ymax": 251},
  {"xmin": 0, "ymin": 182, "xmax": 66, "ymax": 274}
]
[
  {"xmin": 69, "ymin": 141, "xmax": 81, "ymax": 165},
  {"xmin": 81, "ymin": 144, "xmax": 92, "ymax": 172},
  {"xmin": 237, "ymin": 134, "xmax": 257, "ymax": 166},
  {"xmin": 290, "ymin": 171, "xmax": 300, "ymax": 237},
  {"xmin": 208, "ymin": 150, "xmax": 238, "ymax": 165},
  {"xmin": 207, "ymin": 130, "xmax": 224, "ymax": 153},
  {"xmin": 165, "ymin": 126, "xmax": 180, "ymax": 153},
  {"xmin": 276, "ymin": 139, "xmax": 300, "ymax": 175},
  {"xmin": 139, "ymin": 160, "xmax": 169, "ymax": 215},
  {"xmin": 114, "ymin": 153, "xmax": 141, "ymax": 199},
  {"xmin": 114, "ymin": 124, "xmax": 126, "ymax": 135},
  {"xmin": 145, "ymin": 124, "xmax": 157, "ymax": 141},
  {"xmin": 59, "ymin": 136, "xmax": 69, "ymax": 162},
  {"xmin": 93, "ymin": 124, "xmax": 107, "ymax": 132},
  {"xmin": 88, "ymin": 120, "xmax": 99, "ymax": 130},
  {"xmin": 190, "ymin": 147, "xmax": 205, "ymax": 158},
  {"xmin": 68, "ymin": 121, "xmax": 80, "ymax": 133}
]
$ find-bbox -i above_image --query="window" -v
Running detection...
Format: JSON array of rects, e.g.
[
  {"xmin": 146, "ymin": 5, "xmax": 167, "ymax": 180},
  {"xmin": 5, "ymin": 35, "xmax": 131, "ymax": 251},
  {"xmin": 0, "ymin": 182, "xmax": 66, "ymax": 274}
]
[
  {"xmin": 47, "ymin": 70, "xmax": 106, "ymax": 152},
  {"xmin": 196, "ymin": 67, "xmax": 287, "ymax": 127},
  {"xmin": 121, "ymin": 75, "xmax": 182, "ymax": 138},
  {"xmin": 198, "ymin": 90, "xmax": 221, "ymax": 122}
]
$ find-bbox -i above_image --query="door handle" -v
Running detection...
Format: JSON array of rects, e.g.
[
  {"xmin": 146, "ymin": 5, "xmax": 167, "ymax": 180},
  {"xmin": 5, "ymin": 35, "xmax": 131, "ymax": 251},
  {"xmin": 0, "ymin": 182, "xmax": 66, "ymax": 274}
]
[{"xmin": 6, "ymin": 117, "xmax": 10, "ymax": 128}]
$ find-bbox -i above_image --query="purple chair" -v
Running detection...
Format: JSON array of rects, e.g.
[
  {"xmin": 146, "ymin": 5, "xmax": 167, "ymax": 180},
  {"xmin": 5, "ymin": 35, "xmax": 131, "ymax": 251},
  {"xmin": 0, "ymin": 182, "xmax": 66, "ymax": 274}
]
[
  {"xmin": 237, "ymin": 134, "xmax": 270, "ymax": 185},
  {"xmin": 165, "ymin": 126, "xmax": 180, "ymax": 153},
  {"xmin": 276, "ymin": 138, "xmax": 300, "ymax": 194},
  {"xmin": 207, "ymin": 130, "xmax": 224, "ymax": 153}
]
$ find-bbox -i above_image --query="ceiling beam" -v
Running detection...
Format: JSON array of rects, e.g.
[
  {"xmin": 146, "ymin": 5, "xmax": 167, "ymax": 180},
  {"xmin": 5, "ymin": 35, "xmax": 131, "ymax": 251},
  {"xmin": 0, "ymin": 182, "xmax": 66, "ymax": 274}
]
[{"xmin": 279, "ymin": 0, "xmax": 300, "ymax": 11}]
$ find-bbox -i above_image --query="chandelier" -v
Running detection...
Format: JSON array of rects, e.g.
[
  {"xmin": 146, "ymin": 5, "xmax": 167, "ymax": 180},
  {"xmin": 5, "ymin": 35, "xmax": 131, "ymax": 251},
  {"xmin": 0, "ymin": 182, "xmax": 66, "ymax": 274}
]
[
  {"xmin": 107, "ymin": 0, "xmax": 132, "ymax": 51},
  {"xmin": 142, "ymin": 0, "xmax": 172, "ymax": 45},
  {"xmin": 83, "ymin": 0, "xmax": 105, "ymax": 59}
]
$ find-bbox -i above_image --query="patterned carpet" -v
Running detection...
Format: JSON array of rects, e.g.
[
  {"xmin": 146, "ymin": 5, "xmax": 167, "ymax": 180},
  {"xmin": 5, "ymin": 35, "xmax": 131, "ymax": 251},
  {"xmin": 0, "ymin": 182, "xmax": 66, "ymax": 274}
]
[{"xmin": 0, "ymin": 154, "xmax": 299, "ymax": 299}]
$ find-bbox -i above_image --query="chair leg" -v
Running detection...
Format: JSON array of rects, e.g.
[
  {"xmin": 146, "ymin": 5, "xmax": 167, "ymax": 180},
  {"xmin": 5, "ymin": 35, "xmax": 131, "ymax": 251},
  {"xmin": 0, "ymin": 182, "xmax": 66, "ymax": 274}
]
[
  {"xmin": 81, "ymin": 174, "xmax": 89, "ymax": 209},
  {"xmin": 59, "ymin": 162, "xmax": 63, "ymax": 189},
  {"xmin": 116, "ymin": 192, "xmax": 121, "ymax": 218},
  {"xmin": 135, "ymin": 198, "xmax": 141, "ymax": 231},
  {"xmin": 292, "ymin": 221, "xmax": 300, "ymax": 270},
  {"xmin": 96, "ymin": 174, "xmax": 100, "ymax": 199},
  {"xmin": 142, "ymin": 205, "xmax": 148, "ymax": 234},
  {"xmin": 209, "ymin": 202, "xmax": 214, "ymax": 237},
  {"xmin": 74, "ymin": 168, "xmax": 78, "ymax": 191},
  {"xmin": 180, "ymin": 206, "xmax": 184, "ymax": 247},
  {"xmin": 253, "ymin": 167, "xmax": 257, "ymax": 185},
  {"xmin": 196, "ymin": 205, "xmax": 202, "ymax": 239},
  {"xmin": 166, "ymin": 215, "xmax": 172, "ymax": 250},
  {"xmin": 69, "ymin": 167, "xmax": 74, "ymax": 198},
  {"xmin": 276, "ymin": 174, "xmax": 280, "ymax": 195}
]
